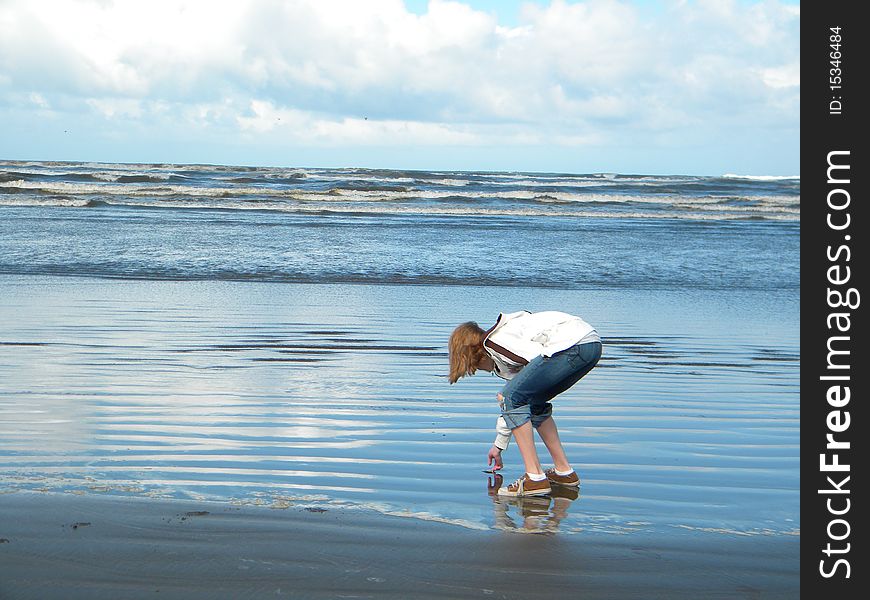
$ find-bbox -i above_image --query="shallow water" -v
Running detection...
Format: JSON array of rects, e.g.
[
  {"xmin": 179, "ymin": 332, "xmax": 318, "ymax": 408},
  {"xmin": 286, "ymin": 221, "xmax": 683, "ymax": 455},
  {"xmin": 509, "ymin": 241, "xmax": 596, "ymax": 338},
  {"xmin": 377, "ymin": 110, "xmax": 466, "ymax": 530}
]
[{"xmin": 0, "ymin": 276, "xmax": 798, "ymax": 536}]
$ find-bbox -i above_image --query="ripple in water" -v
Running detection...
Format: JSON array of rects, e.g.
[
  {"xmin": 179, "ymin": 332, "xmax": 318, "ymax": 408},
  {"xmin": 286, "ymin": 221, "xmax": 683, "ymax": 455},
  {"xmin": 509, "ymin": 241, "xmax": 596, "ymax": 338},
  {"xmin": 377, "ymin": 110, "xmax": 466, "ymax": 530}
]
[{"xmin": 0, "ymin": 277, "xmax": 799, "ymax": 536}]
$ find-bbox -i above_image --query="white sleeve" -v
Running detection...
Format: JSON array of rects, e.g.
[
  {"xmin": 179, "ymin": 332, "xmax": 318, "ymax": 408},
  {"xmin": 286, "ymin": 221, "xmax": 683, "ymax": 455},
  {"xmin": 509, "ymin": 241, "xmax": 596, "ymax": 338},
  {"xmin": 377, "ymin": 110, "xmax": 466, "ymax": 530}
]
[{"xmin": 493, "ymin": 416, "xmax": 512, "ymax": 450}]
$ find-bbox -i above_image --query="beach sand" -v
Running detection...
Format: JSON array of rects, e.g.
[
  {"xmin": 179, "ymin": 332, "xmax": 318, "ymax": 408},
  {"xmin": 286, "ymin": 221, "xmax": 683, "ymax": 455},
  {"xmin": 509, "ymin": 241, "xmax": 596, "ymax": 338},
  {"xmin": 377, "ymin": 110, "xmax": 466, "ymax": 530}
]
[{"xmin": 0, "ymin": 491, "xmax": 797, "ymax": 600}]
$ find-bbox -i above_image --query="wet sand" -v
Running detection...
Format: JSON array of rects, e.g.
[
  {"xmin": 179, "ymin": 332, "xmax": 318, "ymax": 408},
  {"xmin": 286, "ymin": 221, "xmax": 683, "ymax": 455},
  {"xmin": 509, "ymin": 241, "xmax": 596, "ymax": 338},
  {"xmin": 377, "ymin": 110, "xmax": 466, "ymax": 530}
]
[{"xmin": 0, "ymin": 491, "xmax": 797, "ymax": 599}]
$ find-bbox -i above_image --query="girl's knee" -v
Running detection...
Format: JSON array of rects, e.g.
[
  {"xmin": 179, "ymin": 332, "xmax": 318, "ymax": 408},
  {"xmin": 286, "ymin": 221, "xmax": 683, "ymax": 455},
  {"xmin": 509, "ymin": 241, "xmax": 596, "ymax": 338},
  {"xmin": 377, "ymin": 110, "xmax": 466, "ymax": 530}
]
[{"xmin": 501, "ymin": 404, "xmax": 532, "ymax": 430}]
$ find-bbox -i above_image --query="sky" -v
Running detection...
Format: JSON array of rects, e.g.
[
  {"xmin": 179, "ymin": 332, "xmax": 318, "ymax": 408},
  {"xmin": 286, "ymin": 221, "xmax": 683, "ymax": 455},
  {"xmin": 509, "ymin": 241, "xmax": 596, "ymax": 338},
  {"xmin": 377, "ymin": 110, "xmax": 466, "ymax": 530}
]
[{"xmin": 0, "ymin": 0, "xmax": 800, "ymax": 175}]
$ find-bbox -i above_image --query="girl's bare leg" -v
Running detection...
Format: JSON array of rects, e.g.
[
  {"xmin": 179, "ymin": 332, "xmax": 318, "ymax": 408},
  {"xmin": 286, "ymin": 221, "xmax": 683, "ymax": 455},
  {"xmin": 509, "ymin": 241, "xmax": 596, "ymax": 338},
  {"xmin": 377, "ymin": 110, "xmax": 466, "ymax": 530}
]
[
  {"xmin": 512, "ymin": 421, "xmax": 544, "ymax": 475},
  {"xmin": 535, "ymin": 416, "xmax": 571, "ymax": 472}
]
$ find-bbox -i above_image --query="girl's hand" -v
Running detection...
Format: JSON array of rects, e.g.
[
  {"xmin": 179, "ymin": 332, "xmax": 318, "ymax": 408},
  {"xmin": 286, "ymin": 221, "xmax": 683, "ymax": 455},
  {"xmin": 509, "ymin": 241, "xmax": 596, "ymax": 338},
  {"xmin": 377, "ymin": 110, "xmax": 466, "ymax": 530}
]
[{"xmin": 487, "ymin": 445, "xmax": 504, "ymax": 471}]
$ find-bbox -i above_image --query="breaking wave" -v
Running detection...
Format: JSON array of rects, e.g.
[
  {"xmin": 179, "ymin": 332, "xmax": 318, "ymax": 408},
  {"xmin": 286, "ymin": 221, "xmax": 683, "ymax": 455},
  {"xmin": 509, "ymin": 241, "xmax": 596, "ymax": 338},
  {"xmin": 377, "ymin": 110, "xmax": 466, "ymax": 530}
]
[{"xmin": 1, "ymin": 160, "xmax": 800, "ymax": 222}]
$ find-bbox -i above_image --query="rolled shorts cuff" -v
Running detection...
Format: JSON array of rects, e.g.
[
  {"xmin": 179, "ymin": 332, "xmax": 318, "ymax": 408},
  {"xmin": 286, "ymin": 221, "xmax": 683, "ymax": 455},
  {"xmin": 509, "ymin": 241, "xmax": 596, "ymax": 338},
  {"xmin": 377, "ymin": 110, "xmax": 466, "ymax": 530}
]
[
  {"xmin": 500, "ymin": 403, "xmax": 552, "ymax": 430},
  {"xmin": 530, "ymin": 405, "xmax": 553, "ymax": 428}
]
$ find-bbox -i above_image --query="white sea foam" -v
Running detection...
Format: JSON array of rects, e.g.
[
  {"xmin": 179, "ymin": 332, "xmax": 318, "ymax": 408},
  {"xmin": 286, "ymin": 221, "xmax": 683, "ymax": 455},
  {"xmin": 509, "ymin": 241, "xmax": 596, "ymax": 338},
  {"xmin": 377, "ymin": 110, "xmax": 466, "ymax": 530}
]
[
  {"xmin": 0, "ymin": 167, "xmax": 68, "ymax": 176},
  {"xmin": 313, "ymin": 173, "xmax": 418, "ymax": 185},
  {"xmin": 91, "ymin": 171, "xmax": 176, "ymax": 182},
  {"xmin": 2, "ymin": 161, "xmax": 800, "ymax": 222},
  {"xmin": 483, "ymin": 175, "xmax": 694, "ymax": 187},
  {"xmin": 2, "ymin": 178, "xmax": 790, "ymax": 205},
  {"xmin": 78, "ymin": 197, "xmax": 798, "ymax": 221},
  {"xmin": 485, "ymin": 178, "xmax": 606, "ymax": 188},
  {"xmin": 0, "ymin": 196, "xmax": 91, "ymax": 207},
  {"xmin": 0, "ymin": 183, "xmax": 800, "ymax": 220},
  {"xmin": 427, "ymin": 178, "xmax": 470, "ymax": 186},
  {"xmin": 324, "ymin": 187, "xmax": 798, "ymax": 207},
  {"xmin": 722, "ymin": 174, "xmax": 800, "ymax": 181},
  {"xmin": 2, "ymin": 179, "xmax": 265, "ymax": 198},
  {"xmin": 355, "ymin": 502, "xmax": 490, "ymax": 531}
]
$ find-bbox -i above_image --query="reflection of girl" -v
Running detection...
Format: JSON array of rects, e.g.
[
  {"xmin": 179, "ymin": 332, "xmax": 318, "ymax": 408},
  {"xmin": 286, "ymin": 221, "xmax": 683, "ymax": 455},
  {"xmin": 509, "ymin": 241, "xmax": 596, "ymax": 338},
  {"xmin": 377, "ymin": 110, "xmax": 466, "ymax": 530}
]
[
  {"xmin": 487, "ymin": 473, "xmax": 578, "ymax": 533},
  {"xmin": 449, "ymin": 311, "xmax": 601, "ymax": 497}
]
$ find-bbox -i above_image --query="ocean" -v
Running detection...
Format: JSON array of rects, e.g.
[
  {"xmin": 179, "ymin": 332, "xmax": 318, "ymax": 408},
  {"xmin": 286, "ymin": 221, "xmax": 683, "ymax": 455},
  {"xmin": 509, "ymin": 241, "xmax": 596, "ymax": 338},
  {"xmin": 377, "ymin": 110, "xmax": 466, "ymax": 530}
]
[
  {"xmin": 0, "ymin": 160, "xmax": 798, "ymax": 288},
  {"xmin": 0, "ymin": 159, "xmax": 799, "ymax": 536}
]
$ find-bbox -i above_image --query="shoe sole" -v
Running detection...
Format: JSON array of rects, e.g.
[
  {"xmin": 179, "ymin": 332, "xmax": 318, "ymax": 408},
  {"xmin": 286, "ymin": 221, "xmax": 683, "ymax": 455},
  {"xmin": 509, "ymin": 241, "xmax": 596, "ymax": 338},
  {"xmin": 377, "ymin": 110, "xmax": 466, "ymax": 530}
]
[{"xmin": 547, "ymin": 479, "xmax": 580, "ymax": 487}]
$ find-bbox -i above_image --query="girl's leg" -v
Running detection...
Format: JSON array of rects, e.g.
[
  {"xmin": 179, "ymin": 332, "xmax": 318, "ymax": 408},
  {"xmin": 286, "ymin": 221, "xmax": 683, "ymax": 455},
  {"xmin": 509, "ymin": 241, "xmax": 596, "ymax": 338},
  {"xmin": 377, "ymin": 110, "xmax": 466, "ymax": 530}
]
[
  {"xmin": 501, "ymin": 342, "xmax": 602, "ymax": 476},
  {"xmin": 529, "ymin": 342, "xmax": 601, "ymax": 469},
  {"xmin": 535, "ymin": 416, "xmax": 571, "ymax": 472},
  {"xmin": 503, "ymin": 342, "xmax": 602, "ymax": 429},
  {"xmin": 512, "ymin": 421, "xmax": 544, "ymax": 475}
]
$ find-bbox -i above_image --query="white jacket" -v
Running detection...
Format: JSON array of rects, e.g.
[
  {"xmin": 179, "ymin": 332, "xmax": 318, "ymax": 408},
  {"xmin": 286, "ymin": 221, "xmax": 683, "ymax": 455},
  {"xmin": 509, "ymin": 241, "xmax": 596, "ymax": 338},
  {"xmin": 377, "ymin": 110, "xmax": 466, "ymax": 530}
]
[
  {"xmin": 484, "ymin": 310, "xmax": 598, "ymax": 378},
  {"xmin": 486, "ymin": 310, "xmax": 599, "ymax": 450}
]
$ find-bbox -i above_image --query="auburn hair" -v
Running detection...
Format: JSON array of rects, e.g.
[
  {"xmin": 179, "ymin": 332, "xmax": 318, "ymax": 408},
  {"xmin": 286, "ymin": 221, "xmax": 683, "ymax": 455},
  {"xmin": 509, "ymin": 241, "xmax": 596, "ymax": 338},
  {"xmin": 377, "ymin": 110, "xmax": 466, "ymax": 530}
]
[{"xmin": 448, "ymin": 321, "xmax": 487, "ymax": 384}]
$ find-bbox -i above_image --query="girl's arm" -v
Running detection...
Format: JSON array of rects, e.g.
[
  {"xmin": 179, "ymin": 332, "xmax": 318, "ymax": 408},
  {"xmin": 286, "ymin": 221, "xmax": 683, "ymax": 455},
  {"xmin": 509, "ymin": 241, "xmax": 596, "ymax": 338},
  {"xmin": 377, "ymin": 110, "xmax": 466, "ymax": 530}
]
[
  {"xmin": 494, "ymin": 415, "xmax": 512, "ymax": 450},
  {"xmin": 488, "ymin": 394, "xmax": 512, "ymax": 470}
]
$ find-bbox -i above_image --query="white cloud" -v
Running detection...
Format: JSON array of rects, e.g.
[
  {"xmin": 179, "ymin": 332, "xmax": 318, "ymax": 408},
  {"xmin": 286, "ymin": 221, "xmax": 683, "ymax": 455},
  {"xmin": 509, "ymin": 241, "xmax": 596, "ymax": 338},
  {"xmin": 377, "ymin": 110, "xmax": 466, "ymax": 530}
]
[
  {"xmin": 29, "ymin": 92, "xmax": 49, "ymax": 108},
  {"xmin": 236, "ymin": 99, "xmax": 552, "ymax": 147},
  {"xmin": 86, "ymin": 98, "xmax": 143, "ymax": 119},
  {"xmin": 0, "ymin": 0, "xmax": 799, "ymax": 168},
  {"xmin": 760, "ymin": 63, "xmax": 800, "ymax": 89}
]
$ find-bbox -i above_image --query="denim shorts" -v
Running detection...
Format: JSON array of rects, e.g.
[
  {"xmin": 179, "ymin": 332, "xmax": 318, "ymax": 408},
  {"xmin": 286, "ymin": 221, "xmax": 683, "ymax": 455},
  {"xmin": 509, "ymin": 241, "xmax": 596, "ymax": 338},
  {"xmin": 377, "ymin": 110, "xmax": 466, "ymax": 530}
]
[{"xmin": 499, "ymin": 341, "xmax": 602, "ymax": 430}]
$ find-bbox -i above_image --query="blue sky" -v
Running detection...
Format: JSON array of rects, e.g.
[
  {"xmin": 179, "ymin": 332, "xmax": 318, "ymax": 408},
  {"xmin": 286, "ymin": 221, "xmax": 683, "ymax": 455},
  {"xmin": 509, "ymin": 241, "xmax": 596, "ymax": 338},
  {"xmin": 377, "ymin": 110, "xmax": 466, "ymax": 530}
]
[{"xmin": 0, "ymin": 0, "xmax": 799, "ymax": 175}]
